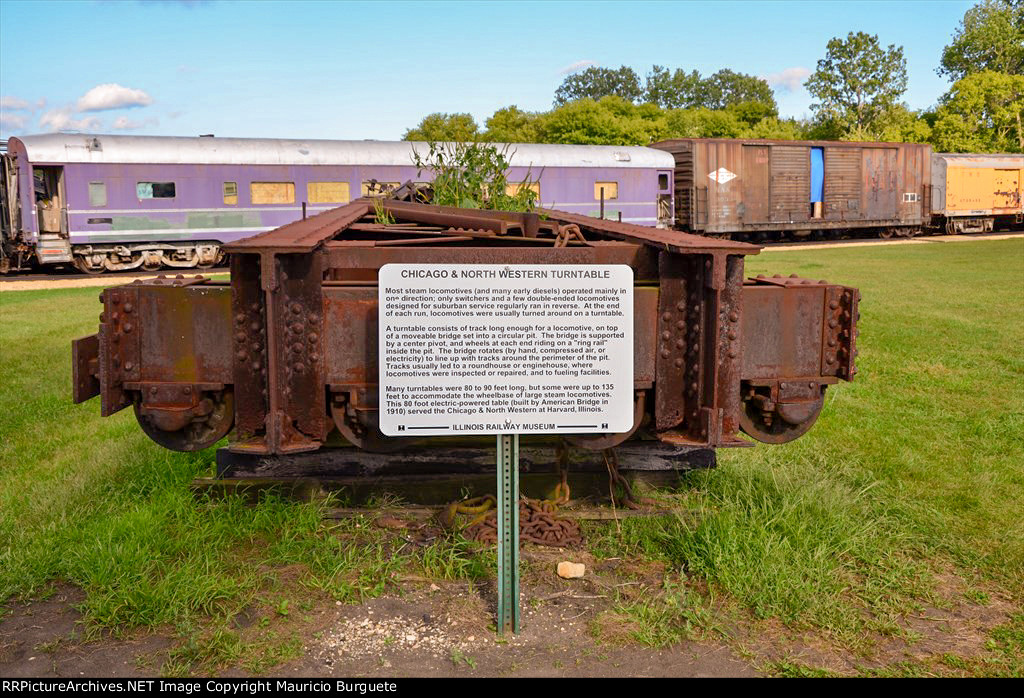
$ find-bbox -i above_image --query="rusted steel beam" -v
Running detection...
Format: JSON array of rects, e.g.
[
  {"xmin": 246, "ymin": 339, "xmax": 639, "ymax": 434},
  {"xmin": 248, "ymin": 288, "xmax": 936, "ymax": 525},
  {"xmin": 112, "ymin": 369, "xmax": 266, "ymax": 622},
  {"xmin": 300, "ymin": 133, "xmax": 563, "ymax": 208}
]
[{"xmin": 72, "ymin": 202, "xmax": 858, "ymax": 456}]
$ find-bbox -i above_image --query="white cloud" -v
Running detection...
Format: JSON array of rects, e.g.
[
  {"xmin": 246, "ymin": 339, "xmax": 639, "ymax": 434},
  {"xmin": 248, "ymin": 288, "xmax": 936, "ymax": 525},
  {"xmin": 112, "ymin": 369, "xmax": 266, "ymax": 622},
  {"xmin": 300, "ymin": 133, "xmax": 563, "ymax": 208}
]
[
  {"xmin": 1, "ymin": 96, "xmax": 31, "ymax": 110},
  {"xmin": 558, "ymin": 60, "xmax": 597, "ymax": 75},
  {"xmin": 762, "ymin": 67, "xmax": 811, "ymax": 93},
  {"xmin": 76, "ymin": 83, "xmax": 153, "ymax": 112},
  {"xmin": 39, "ymin": 107, "xmax": 102, "ymax": 132},
  {"xmin": 0, "ymin": 113, "xmax": 28, "ymax": 130}
]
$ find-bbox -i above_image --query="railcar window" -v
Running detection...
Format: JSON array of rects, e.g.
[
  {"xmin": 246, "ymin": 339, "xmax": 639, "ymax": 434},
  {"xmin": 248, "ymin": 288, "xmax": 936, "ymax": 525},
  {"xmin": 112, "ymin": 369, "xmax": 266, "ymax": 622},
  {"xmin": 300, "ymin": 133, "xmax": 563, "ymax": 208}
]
[
  {"xmin": 137, "ymin": 182, "xmax": 176, "ymax": 199},
  {"xmin": 251, "ymin": 182, "xmax": 295, "ymax": 205},
  {"xmin": 308, "ymin": 181, "xmax": 350, "ymax": 204},
  {"xmin": 594, "ymin": 182, "xmax": 618, "ymax": 200},
  {"xmin": 659, "ymin": 174, "xmax": 669, "ymax": 191},
  {"xmin": 505, "ymin": 181, "xmax": 540, "ymax": 197},
  {"xmin": 361, "ymin": 181, "xmax": 400, "ymax": 197},
  {"xmin": 88, "ymin": 182, "xmax": 107, "ymax": 207},
  {"xmin": 223, "ymin": 182, "xmax": 238, "ymax": 205}
]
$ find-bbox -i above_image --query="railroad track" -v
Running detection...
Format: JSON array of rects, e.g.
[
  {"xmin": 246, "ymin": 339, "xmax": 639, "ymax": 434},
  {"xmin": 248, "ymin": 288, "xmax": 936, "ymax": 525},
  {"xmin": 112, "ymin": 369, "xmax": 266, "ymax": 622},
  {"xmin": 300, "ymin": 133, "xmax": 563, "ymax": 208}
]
[
  {"xmin": 0, "ymin": 266, "xmax": 230, "ymax": 283},
  {"xmin": 4, "ymin": 232, "xmax": 1020, "ymax": 287},
  {"xmin": 762, "ymin": 231, "xmax": 1023, "ymax": 250}
]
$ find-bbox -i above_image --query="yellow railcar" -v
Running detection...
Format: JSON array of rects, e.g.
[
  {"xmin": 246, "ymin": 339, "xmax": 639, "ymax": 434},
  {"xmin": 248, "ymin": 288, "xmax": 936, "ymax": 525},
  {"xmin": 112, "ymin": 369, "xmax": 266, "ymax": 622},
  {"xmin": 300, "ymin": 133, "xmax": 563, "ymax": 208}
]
[{"xmin": 931, "ymin": 153, "xmax": 1024, "ymax": 233}]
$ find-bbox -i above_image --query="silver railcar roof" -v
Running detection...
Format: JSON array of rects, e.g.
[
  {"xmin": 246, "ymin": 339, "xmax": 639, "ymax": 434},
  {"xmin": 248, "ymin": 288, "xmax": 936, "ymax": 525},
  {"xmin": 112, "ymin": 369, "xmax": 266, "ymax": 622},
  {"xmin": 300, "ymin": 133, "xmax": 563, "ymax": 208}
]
[
  {"xmin": 11, "ymin": 134, "xmax": 676, "ymax": 169},
  {"xmin": 933, "ymin": 153, "xmax": 1024, "ymax": 168}
]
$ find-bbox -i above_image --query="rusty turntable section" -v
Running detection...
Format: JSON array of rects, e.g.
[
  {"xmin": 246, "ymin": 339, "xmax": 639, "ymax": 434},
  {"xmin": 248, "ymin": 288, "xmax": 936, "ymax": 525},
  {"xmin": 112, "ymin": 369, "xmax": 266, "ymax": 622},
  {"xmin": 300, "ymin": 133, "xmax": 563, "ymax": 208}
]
[{"xmin": 72, "ymin": 199, "xmax": 858, "ymax": 458}]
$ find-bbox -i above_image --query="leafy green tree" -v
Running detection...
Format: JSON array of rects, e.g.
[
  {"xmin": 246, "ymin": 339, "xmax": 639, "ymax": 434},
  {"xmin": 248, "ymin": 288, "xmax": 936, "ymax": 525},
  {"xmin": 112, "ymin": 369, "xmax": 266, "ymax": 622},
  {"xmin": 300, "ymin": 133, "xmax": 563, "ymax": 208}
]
[
  {"xmin": 938, "ymin": 0, "xmax": 1024, "ymax": 81},
  {"xmin": 644, "ymin": 65, "xmax": 702, "ymax": 108},
  {"xmin": 842, "ymin": 104, "xmax": 933, "ymax": 143},
  {"xmin": 539, "ymin": 97, "xmax": 661, "ymax": 145},
  {"xmin": 805, "ymin": 32, "xmax": 908, "ymax": 135},
  {"xmin": 402, "ymin": 112, "xmax": 479, "ymax": 141},
  {"xmin": 553, "ymin": 66, "xmax": 643, "ymax": 105},
  {"xmin": 483, "ymin": 106, "xmax": 541, "ymax": 143},
  {"xmin": 931, "ymin": 70, "xmax": 1024, "ymax": 152},
  {"xmin": 661, "ymin": 108, "xmax": 744, "ymax": 139},
  {"xmin": 741, "ymin": 117, "xmax": 810, "ymax": 140},
  {"xmin": 698, "ymin": 69, "xmax": 777, "ymax": 111},
  {"xmin": 726, "ymin": 100, "xmax": 779, "ymax": 127}
]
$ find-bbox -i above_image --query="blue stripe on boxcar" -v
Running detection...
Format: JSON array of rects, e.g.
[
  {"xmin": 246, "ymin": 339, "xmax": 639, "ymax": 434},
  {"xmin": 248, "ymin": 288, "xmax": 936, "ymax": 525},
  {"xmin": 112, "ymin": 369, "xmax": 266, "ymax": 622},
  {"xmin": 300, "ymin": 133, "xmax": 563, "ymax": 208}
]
[{"xmin": 810, "ymin": 147, "xmax": 824, "ymax": 203}]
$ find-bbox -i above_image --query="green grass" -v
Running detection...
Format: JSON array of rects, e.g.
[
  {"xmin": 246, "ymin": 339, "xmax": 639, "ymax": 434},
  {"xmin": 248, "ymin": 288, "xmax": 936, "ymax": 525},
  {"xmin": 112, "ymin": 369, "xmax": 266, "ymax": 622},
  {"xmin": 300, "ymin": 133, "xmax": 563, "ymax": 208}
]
[
  {"xmin": 2, "ymin": 238, "xmax": 1022, "ymax": 675},
  {"xmin": 588, "ymin": 239, "xmax": 1024, "ymax": 665}
]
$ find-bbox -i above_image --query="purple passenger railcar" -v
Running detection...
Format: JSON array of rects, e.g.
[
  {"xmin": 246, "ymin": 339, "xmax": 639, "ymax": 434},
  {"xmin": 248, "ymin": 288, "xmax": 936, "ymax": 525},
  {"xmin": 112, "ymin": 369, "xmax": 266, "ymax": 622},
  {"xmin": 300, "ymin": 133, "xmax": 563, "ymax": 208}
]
[{"xmin": 0, "ymin": 135, "xmax": 675, "ymax": 273}]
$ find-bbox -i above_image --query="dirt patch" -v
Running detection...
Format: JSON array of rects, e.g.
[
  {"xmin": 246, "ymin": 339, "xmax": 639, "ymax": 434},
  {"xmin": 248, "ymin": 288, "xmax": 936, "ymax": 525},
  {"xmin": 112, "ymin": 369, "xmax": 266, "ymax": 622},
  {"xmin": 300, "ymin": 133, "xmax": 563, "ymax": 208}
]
[{"xmin": 0, "ymin": 585, "xmax": 171, "ymax": 677}]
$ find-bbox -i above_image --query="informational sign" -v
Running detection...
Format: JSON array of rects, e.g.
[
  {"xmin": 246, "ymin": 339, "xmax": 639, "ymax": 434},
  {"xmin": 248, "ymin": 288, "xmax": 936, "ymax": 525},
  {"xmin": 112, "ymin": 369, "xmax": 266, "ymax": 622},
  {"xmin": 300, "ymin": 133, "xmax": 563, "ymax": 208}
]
[{"xmin": 378, "ymin": 264, "xmax": 634, "ymax": 437}]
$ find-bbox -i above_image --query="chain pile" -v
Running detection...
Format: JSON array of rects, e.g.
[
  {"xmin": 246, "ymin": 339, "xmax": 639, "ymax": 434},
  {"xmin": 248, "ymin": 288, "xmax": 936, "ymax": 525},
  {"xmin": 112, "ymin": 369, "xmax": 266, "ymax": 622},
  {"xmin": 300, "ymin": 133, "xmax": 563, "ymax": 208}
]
[
  {"xmin": 463, "ymin": 498, "xmax": 583, "ymax": 548},
  {"xmin": 439, "ymin": 494, "xmax": 583, "ymax": 548}
]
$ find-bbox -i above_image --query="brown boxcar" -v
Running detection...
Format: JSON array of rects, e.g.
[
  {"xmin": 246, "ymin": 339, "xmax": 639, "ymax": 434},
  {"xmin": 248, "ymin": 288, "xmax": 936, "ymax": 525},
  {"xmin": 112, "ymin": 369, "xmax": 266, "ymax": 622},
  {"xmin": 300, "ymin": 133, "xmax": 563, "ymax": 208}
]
[{"xmin": 651, "ymin": 138, "xmax": 932, "ymax": 240}]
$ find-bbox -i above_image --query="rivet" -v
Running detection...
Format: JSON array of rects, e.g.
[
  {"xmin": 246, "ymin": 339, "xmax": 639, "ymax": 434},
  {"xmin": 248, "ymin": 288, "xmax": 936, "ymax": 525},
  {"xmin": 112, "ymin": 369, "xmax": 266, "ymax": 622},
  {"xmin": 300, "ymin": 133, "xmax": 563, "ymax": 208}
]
[
  {"xmin": 250, "ymin": 321, "xmax": 260, "ymax": 332},
  {"xmin": 780, "ymin": 382, "xmax": 787, "ymax": 389},
  {"xmin": 808, "ymin": 382, "xmax": 815, "ymax": 388},
  {"xmin": 250, "ymin": 342, "xmax": 260, "ymax": 352},
  {"xmin": 250, "ymin": 303, "xmax": 259, "ymax": 311},
  {"xmin": 728, "ymin": 349, "xmax": 738, "ymax": 358},
  {"xmin": 235, "ymin": 313, "xmax": 245, "ymax": 324},
  {"xmin": 819, "ymin": 280, "xmax": 828, "ymax": 285},
  {"xmin": 176, "ymin": 274, "xmax": 184, "ymax": 279},
  {"xmin": 829, "ymin": 300, "xmax": 839, "ymax": 309},
  {"xmin": 661, "ymin": 349, "xmax": 670, "ymax": 358},
  {"xmin": 98, "ymin": 293, "xmax": 105, "ymax": 303},
  {"xmin": 675, "ymin": 358, "xmax": 684, "ymax": 367},
  {"xmin": 122, "ymin": 322, "xmax": 132, "ymax": 333},
  {"xmin": 150, "ymin": 386, "xmax": 158, "ymax": 395},
  {"xmin": 235, "ymin": 331, "xmax": 246, "ymax": 342},
  {"xmin": 124, "ymin": 361, "xmax": 133, "ymax": 371},
  {"xmin": 662, "ymin": 331, "xmax": 671, "ymax": 340},
  {"xmin": 676, "ymin": 301, "xmax": 686, "ymax": 311},
  {"xmin": 690, "ymin": 382, "xmax": 698, "ymax": 392},
  {"xmin": 728, "ymin": 312, "xmax": 739, "ymax": 323},
  {"xmin": 662, "ymin": 312, "xmax": 672, "ymax": 322},
  {"xmin": 99, "ymin": 313, "xmax": 106, "ymax": 323},
  {"xmin": 790, "ymin": 273, "xmax": 798, "ymax": 278},
  {"xmin": 826, "ymin": 355, "xmax": 835, "ymax": 364},
  {"xmin": 828, "ymin": 339, "xmax": 837, "ymax": 347},
  {"xmin": 675, "ymin": 339, "xmax": 685, "ymax": 348},
  {"xmin": 308, "ymin": 332, "xmax": 318, "ymax": 342},
  {"xmin": 236, "ymin": 350, "xmax": 247, "ymax": 361},
  {"xmin": 183, "ymin": 386, "xmax": 191, "ymax": 394},
  {"xmin": 294, "ymin": 362, "xmax": 305, "ymax": 372},
  {"xmin": 112, "ymin": 312, "xmax": 120, "ymax": 322},
  {"xmin": 252, "ymin": 362, "xmax": 261, "ymax": 371},
  {"xmin": 123, "ymin": 303, "xmax": 133, "ymax": 313},
  {"xmin": 828, "ymin": 319, "xmax": 838, "ymax": 328},
  {"xmin": 727, "ymin": 331, "xmax": 737, "ymax": 340}
]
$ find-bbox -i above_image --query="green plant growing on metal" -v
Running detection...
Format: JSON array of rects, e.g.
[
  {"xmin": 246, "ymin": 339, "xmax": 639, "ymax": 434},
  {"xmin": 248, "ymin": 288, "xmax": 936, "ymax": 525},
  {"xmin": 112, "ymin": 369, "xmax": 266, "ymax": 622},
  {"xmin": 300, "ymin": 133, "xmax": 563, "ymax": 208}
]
[{"xmin": 411, "ymin": 140, "xmax": 539, "ymax": 212}]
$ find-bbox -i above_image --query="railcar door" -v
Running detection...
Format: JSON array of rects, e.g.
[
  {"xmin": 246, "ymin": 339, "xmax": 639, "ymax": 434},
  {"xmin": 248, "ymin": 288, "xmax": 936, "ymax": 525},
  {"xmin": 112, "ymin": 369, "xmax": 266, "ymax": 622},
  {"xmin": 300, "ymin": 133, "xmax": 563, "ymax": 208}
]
[
  {"xmin": 992, "ymin": 169, "xmax": 1021, "ymax": 213},
  {"xmin": 862, "ymin": 148, "xmax": 898, "ymax": 220},
  {"xmin": 33, "ymin": 166, "xmax": 66, "ymax": 236},
  {"xmin": 741, "ymin": 145, "xmax": 770, "ymax": 224}
]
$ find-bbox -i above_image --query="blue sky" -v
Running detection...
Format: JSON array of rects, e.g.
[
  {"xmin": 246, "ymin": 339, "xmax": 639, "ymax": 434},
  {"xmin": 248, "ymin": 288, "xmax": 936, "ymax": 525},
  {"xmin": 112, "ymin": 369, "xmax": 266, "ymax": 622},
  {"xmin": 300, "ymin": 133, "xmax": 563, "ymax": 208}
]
[{"xmin": 0, "ymin": 0, "xmax": 975, "ymax": 141}]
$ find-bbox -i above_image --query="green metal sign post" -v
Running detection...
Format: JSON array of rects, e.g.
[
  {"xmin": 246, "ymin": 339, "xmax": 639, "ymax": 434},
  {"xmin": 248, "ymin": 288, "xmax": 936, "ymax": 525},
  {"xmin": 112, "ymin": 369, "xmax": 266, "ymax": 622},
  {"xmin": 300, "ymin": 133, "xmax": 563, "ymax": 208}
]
[{"xmin": 496, "ymin": 433, "xmax": 520, "ymax": 635}]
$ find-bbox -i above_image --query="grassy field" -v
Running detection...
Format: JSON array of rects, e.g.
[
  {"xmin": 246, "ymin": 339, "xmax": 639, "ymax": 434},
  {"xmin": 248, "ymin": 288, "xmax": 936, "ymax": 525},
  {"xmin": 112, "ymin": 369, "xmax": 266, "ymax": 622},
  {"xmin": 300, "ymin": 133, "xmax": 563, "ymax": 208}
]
[{"xmin": 1, "ymin": 238, "xmax": 1022, "ymax": 676}]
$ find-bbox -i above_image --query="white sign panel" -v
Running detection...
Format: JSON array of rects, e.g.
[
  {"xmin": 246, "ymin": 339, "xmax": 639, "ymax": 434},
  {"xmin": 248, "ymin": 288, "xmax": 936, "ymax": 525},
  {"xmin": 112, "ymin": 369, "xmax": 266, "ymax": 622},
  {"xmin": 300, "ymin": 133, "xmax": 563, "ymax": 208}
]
[
  {"xmin": 708, "ymin": 167, "xmax": 737, "ymax": 184},
  {"xmin": 378, "ymin": 264, "xmax": 634, "ymax": 436}
]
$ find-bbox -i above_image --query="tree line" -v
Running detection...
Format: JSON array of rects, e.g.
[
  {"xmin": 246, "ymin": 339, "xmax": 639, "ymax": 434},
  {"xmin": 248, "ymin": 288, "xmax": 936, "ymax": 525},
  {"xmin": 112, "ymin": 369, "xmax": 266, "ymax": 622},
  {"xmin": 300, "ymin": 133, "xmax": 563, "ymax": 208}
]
[{"xmin": 403, "ymin": 0, "xmax": 1023, "ymax": 153}]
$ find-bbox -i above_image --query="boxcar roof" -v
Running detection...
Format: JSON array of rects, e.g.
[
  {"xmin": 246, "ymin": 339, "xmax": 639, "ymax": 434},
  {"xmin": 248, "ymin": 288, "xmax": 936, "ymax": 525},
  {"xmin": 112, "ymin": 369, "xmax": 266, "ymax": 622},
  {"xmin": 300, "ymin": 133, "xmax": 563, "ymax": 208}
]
[
  {"xmin": 11, "ymin": 134, "xmax": 675, "ymax": 169},
  {"xmin": 651, "ymin": 137, "xmax": 931, "ymax": 149},
  {"xmin": 933, "ymin": 153, "xmax": 1024, "ymax": 167}
]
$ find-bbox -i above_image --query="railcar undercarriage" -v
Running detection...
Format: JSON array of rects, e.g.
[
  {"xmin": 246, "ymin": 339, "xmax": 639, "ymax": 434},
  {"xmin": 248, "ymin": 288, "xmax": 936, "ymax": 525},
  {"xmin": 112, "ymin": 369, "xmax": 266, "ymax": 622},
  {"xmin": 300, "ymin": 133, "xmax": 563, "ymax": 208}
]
[{"xmin": 72, "ymin": 200, "xmax": 858, "ymax": 455}]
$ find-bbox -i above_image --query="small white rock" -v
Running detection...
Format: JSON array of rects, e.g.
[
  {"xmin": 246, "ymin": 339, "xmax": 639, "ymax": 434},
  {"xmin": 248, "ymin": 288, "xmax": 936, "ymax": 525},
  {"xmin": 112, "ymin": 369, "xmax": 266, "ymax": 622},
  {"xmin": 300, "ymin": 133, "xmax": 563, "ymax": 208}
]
[{"xmin": 557, "ymin": 561, "xmax": 585, "ymax": 579}]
